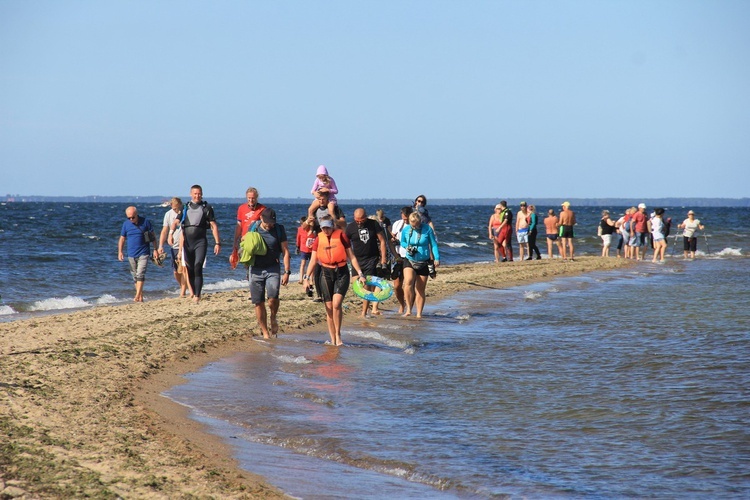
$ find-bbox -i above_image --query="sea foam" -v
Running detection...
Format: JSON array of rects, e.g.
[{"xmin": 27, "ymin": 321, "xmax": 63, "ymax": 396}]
[{"xmin": 28, "ymin": 296, "xmax": 89, "ymax": 312}]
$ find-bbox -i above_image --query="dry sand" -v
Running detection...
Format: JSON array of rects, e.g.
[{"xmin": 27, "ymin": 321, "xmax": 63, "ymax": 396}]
[{"xmin": 1, "ymin": 257, "xmax": 633, "ymax": 498}]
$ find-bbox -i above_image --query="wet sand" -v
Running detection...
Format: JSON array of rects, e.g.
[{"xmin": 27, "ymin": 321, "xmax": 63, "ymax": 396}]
[{"xmin": 0, "ymin": 257, "xmax": 632, "ymax": 498}]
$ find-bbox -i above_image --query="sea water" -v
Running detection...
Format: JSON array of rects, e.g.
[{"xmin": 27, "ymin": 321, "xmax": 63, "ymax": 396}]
[
  {"xmin": 0, "ymin": 202, "xmax": 746, "ymax": 318},
  {"xmin": 165, "ymin": 258, "xmax": 750, "ymax": 498}
]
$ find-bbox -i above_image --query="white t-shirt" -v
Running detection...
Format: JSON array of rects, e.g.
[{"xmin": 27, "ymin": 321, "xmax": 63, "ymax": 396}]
[
  {"xmin": 650, "ymin": 216, "xmax": 664, "ymax": 240},
  {"xmin": 391, "ymin": 219, "xmax": 408, "ymax": 258},
  {"xmin": 682, "ymin": 218, "xmax": 701, "ymax": 238},
  {"xmin": 163, "ymin": 209, "xmax": 182, "ymax": 250}
]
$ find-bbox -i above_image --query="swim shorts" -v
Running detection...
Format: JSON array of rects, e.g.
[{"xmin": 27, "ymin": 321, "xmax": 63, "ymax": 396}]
[
  {"xmin": 353, "ymin": 255, "xmax": 379, "ymax": 277},
  {"xmin": 320, "ymin": 265, "xmax": 350, "ymax": 302},
  {"xmin": 516, "ymin": 231, "xmax": 529, "ymax": 244},
  {"xmin": 546, "ymin": 233, "xmax": 558, "ymax": 241},
  {"xmin": 558, "ymin": 225, "xmax": 574, "ymax": 238}
]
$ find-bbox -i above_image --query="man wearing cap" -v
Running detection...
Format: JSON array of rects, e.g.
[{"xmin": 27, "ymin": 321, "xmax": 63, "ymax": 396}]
[
  {"xmin": 249, "ymin": 208, "xmax": 291, "ymax": 339},
  {"xmin": 232, "ymin": 187, "xmax": 266, "ymax": 268},
  {"xmin": 516, "ymin": 202, "xmax": 530, "ymax": 261},
  {"xmin": 631, "ymin": 203, "xmax": 649, "ymax": 260},
  {"xmin": 345, "ymin": 208, "xmax": 389, "ymax": 317},
  {"xmin": 678, "ymin": 210, "xmax": 705, "ymax": 259},
  {"xmin": 558, "ymin": 201, "xmax": 577, "ymax": 260}
]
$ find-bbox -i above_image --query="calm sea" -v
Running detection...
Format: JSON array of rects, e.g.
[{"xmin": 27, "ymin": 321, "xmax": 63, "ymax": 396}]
[{"xmin": 2, "ymin": 202, "xmax": 749, "ymax": 497}]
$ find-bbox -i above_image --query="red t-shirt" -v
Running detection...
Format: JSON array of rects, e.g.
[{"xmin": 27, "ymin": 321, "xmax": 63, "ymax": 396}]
[
  {"xmin": 296, "ymin": 226, "xmax": 316, "ymax": 253},
  {"xmin": 632, "ymin": 211, "xmax": 647, "ymax": 232},
  {"xmin": 236, "ymin": 203, "xmax": 266, "ymax": 237}
]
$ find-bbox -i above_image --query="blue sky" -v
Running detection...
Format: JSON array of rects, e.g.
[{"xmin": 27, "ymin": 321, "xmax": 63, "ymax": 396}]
[{"xmin": 1, "ymin": 1, "xmax": 748, "ymax": 200}]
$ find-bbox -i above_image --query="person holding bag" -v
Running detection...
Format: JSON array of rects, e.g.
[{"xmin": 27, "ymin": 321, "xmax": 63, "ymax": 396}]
[
  {"xmin": 118, "ymin": 206, "xmax": 157, "ymax": 302},
  {"xmin": 400, "ymin": 211, "xmax": 440, "ymax": 318}
]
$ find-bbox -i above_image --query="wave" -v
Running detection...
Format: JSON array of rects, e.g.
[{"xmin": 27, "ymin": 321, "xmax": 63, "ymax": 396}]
[
  {"xmin": 273, "ymin": 354, "xmax": 312, "ymax": 365},
  {"xmin": 345, "ymin": 329, "xmax": 411, "ymax": 350},
  {"xmin": 94, "ymin": 294, "xmax": 119, "ymax": 305},
  {"xmin": 523, "ymin": 291, "xmax": 543, "ymax": 300},
  {"xmin": 202, "ymin": 278, "xmax": 248, "ymax": 291},
  {"xmin": 445, "ymin": 242, "xmax": 469, "ymax": 248},
  {"xmin": 0, "ymin": 305, "xmax": 17, "ymax": 316},
  {"xmin": 28, "ymin": 295, "xmax": 90, "ymax": 312}
]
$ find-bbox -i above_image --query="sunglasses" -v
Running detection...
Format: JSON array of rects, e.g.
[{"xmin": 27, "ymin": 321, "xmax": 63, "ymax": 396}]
[{"xmin": 127, "ymin": 216, "xmax": 137, "ymax": 220}]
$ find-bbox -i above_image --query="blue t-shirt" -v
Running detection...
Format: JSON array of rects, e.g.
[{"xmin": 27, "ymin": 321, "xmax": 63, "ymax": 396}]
[{"xmin": 120, "ymin": 216, "xmax": 154, "ymax": 258}]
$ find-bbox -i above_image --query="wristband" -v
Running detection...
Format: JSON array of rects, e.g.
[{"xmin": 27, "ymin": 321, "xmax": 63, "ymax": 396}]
[
  {"xmin": 303, "ymin": 274, "xmax": 308, "ymax": 280},
  {"xmin": 284, "ymin": 271, "xmax": 291, "ymax": 275}
]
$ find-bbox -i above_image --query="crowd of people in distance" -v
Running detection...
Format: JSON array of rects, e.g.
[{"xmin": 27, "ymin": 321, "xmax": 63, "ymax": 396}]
[{"xmin": 116, "ymin": 165, "xmax": 707, "ymax": 344}]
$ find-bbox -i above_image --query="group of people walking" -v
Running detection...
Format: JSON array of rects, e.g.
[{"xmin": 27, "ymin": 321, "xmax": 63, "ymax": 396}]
[{"xmin": 118, "ymin": 170, "xmax": 707, "ymax": 344}]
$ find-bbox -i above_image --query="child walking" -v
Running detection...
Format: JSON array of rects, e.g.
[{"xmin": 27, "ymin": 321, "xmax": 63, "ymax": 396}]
[{"xmin": 308, "ymin": 165, "xmax": 339, "ymax": 219}]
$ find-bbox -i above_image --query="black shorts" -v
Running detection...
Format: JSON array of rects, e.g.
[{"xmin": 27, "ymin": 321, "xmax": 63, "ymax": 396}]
[
  {"xmin": 683, "ymin": 236, "xmax": 697, "ymax": 252},
  {"xmin": 404, "ymin": 258, "xmax": 430, "ymax": 277},
  {"xmin": 559, "ymin": 225, "xmax": 574, "ymax": 238},
  {"xmin": 320, "ymin": 265, "xmax": 350, "ymax": 302},
  {"xmin": 354, "ymin": 255, "xmax": 379, "ymax": 277}
]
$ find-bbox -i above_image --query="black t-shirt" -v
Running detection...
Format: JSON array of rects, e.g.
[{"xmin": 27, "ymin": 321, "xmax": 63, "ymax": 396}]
[
  {"xmin": 345, "ymin": 219, "xmax": 383, "ymax": 259},
  {"xmin": 252, "ymin": 224, "xmax": 287, "ymax": 269}
]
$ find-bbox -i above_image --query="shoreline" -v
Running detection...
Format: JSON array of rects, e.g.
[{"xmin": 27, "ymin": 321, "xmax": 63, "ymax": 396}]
[{"xmin": 1, "ymin": 257, "xmax": 633, "ymax": 498}]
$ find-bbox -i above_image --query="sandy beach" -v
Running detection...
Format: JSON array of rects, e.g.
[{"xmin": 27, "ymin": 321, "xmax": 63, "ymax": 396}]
[{"xmin": 1, "ymin": 257, "xmax": 632, "ymax": 498}]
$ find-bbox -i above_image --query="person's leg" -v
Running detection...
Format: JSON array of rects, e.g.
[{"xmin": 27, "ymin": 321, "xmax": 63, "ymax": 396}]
[
  {"xmin": 559, "ymin": 238, "xmax": 568, "ymax": 260},
  {"xmin": 402, "ymin": 267, "xmax": 416, "ymax": 316},
  {"xmin": 268, "ymin": 298, "xmax": 280, "ymax": 336},
  {"xmin": 393, "ymin": 276, "xmax": 405, "ymax": 313},
  {"xmin": 547, "ymin": 237, "xmax": 553, "ymax": 259},
  {"xmin": 332, "ymin": 294, "xmax": 344, "ymax": 345},
  {"xmin": 493, "ymin": 239, "xmax": 501, "ymax": 262},
  {"xmin": 134, "ymin": 255, "xmax": 148, "ymax": 301},
  {"xmin": 323, "ymin": 301, "xmax": 336, "ymax": 344},
  {"xmin": 308, "ymin": 200, "xmax": 318, "ymax": 219},
  {"xmin": 298, "ymin": 257, "xmax": 305, "ymax": 284},
  {"xmin": 255, "ymin": 302, "xmax": 270, "ymax": 338},
  {"xmin": 414, "ymin": 275, "xmax": 429, "ymax": 318},
  {"xmin": 569, "ymin": 238, "xmax": 575, "ymax": 260}
]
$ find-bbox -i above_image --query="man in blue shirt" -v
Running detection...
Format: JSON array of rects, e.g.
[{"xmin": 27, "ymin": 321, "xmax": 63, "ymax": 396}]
[{"xmin": 118, "ymin": 206, "xmax": 157, "ymax": 302}]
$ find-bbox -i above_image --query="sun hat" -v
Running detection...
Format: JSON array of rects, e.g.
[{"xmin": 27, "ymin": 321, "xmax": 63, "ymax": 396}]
[
  {"xmin": 638, "ymin": 203, "xmax": 647, "ymax": 209},
  {"xmin": 520, "ymin": 201, "xmax": 527, "ymax": 206},
  {"xmin": 261, "ymin": 208, "xmax": 276, "ymax": 224},
  {"xmin": 494, "ymin": 204, "xmax": 503, "ymax": 210},
  {"xmin": 688, "ymin": 210, "xmax": 695, "ymax": 215},
  {"xmin": 561, "ymin": 201, "xmax": 571, "ymax": 207}
]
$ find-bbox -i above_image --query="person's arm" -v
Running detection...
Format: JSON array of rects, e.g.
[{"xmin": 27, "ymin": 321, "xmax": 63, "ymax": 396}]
[
  {"xmin": 159, "ymin": 221, "xmax": 169, "ymax": 251},
  {"xmin": 210, "ymin": 221, "xmax": 221, "ymax": 255},
  {"xmin": 233, "ymin": 222, "xmax": 242, "ymax": 252},
  {"xmin": 327, "ymin": 178, "xmax": 338, "ymax": 195},
  {"xmin": 429, "ymin": 228, "xmax": 440, "ymax": 267},
  {"xmin": 346, "ymin": 248, "xmax": 366, "ymax": 281},
  {"xmin": 280, "ymin": 241, "xmax": 291, "ymax": 286},
  {"xmin": 488, "ymin": 217, "xmax": 494, "ymax": 239},
  {"xmin": 118, "ymin": 236, "xmax": 126, "ymax": 261},
  {"xmin": 377, "ymin": 231, "xmax": 387, "ymax": 265}
]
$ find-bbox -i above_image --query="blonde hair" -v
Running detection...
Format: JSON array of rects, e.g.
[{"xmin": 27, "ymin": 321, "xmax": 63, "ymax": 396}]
[{"xmin": 408, "ymin": 212, "xmax": 421, "ymax": 225}]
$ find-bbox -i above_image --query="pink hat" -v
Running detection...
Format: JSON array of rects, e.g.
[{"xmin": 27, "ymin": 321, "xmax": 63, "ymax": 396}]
[{"xmin": 316, "ymin": 165, "xmax": 329, "ymax": 176}]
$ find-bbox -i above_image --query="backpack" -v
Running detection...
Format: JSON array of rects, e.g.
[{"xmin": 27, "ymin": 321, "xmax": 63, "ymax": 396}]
[
  {"xmin": 662, "ymin": 217, "xmax": 672, "ymax": 238},
  {"xmin": 240, "ymin": 221, "xmax": 284, "ymax": 267}
]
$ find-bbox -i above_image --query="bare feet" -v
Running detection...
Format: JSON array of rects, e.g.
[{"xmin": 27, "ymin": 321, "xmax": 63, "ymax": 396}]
[{"xmin": 270, "ymin": 318, "xmax": 279, "ymax": 337}]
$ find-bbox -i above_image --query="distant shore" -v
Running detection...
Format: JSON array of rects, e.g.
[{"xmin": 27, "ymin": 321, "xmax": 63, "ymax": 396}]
[
  {"xmin": 0, "ymin": 257, "xmax": 632, "ymax": 498},
  {"xmin": 4, "ymin": 196, "xmax": 749, "ymax": 207}
]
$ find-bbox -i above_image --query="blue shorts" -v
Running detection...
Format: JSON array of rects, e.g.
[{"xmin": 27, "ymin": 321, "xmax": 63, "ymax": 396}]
[
  {"xmin": 635, "ymin": 232, "xmax": 647, "ymax": 247},
  {"xmin": 546, "ymin": 233, "xmax": 558, "ymax": 241},
  {"xmin": 299, "ymin": 251, "xmax": 312, "ymax": 261},
  {"xmin": 169, "ymin": 247, "xmax": 181, "ymax": 272},
  {"xmin": 249, "ymin": 264, "xmax": 281, "ymax": 305}
]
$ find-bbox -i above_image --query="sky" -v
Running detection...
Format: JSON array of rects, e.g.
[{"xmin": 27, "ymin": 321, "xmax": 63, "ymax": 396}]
[{"xmin": 1, "ymin": 0, "xmax": 749, "ymax": 200}]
